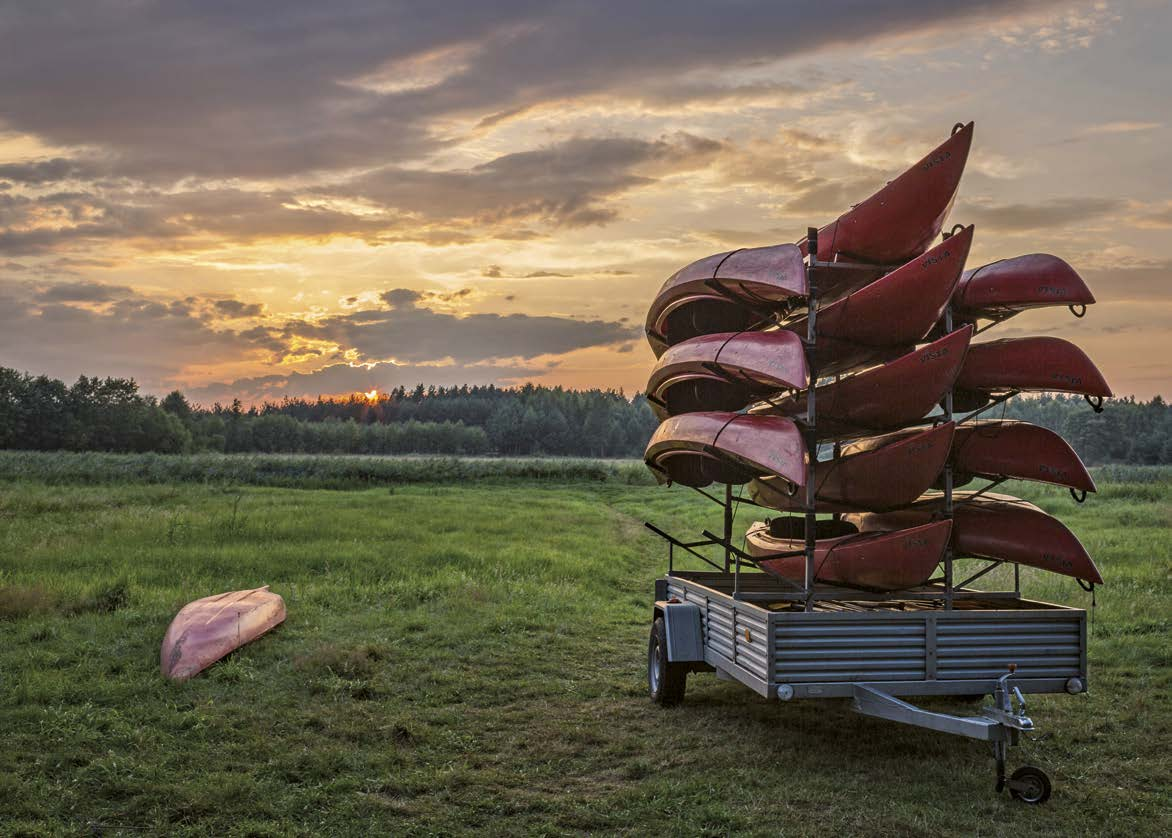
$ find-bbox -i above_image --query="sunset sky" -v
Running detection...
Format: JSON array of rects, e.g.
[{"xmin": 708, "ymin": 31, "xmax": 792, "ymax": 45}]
[{"xmin": 1, "ymin": 0, "xmax": 1169, "ymax": 404}]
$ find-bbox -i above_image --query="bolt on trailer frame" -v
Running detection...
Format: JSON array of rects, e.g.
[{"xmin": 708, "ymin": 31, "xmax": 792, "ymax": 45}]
[{"xmin": 644, "ymin": 228, "xmax": 1089, "ymax": 802}]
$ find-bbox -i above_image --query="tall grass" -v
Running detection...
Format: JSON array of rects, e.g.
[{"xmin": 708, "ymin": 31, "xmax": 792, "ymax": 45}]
[{"xmin": 0, "ymin": 450, "xmax": 655, "ymax": 488}]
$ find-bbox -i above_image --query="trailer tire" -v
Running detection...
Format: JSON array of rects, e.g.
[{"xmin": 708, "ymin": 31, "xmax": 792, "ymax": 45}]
[
  {"xmin": 649, "ymin": 617, "xmax": 687, "ymax": 705},
  {"xmin": 1008, "ymin": 766, "xmax": 1051, "ymax": 804}
]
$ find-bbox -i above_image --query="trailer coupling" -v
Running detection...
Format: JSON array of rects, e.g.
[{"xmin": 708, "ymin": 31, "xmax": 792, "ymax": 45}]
[{"xmin": 851, "ymin": 667, "xmax": 1051, "ymax": 803}]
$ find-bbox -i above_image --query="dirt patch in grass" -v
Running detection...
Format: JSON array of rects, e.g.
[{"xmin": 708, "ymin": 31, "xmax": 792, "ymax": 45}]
[
  {"xmin": 0, "ymin": 579, "xmax": 128, "ymax": 620},
  {"xmin": 294, "ymin": 643, "xmax": 391, "ymax": 679}
]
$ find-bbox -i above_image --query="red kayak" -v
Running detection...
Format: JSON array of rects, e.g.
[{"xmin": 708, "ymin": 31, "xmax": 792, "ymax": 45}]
[
  {"xmin": 955, "ymin": 337, "xmax": 1112, "ymax": 409},
  {"xmin": 844, "ymin": 420, "xmax": 1096, "ymax": 494},
  {"xmin": 848, "ymin": 493, "xmax": 1103, "ymax": 585},
  {"xmin": 644, "ymin": 412, "xmax": 805, "ymax": 489},
  {"xmin": 798, "ymin": 122, "xmax": 973, "ymax": 265},
  {"xmin": 645, "ymin": 330, "xmax": 808, "ymax": 419},
  {"xmin": 789, "ymin": 225, "xmax": 972, "ymax": 356},
  {"xmin": 951, "ymin": 253, "xmax": 1095, "ymax": 323},
  {"xmin": 751, "ymin": 326, "xmax": 972, "ymax": 439},
  {"xmin": 161, "ymin": 586, "xmax": 286, "ymax": 681},
  {"xmin": 645, "ymin": 243, "xmax": 806, "ymax": 357},
  {"xmin": 746, "ymin": 519, "xmax": 951, "ymax": 591},
  {"xmin": 749, "ymin": 422, "xmax": 954, "ymax": 513}
]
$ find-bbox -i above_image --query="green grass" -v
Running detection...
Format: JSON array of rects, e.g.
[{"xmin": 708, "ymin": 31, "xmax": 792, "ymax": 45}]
[
  {"xmin": 0, "ymin": 450, "xmax": 654, "ymax": 489},
  {"xmin": 0, "ymin": 464, "xmax": 1169, "ymax": 835}
]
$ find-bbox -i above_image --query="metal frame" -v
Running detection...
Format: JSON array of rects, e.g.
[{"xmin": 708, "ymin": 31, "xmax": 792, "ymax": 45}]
[{"xmin": 644, "ymin": 224, "xmax": 1094, "ymax": 801}]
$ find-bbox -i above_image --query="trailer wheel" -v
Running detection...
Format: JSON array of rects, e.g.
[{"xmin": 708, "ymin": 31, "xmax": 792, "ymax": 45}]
[
  {"xmin": 649, "ymin": 617, "xmax": 687, "ymax": 705},
  {"xmin": 1008, "ymin": 766, "xmax": 1051, "ymax": 804}
]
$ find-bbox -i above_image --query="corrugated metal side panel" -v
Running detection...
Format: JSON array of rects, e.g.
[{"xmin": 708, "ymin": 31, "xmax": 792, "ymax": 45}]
[
  {"xmin": 774, "ymin": 619, "xmax": 927, "ymax": 682},
  {"xmin": 937, "ymin": 616, "xmax": 1083, "ymax": 681},
  {"xmin": 734, "ymin": 609, "xmax": 770, "ymax": 681},
  {"xmin": 705, "ymin": 599, "xmax": 735, "ymax": 663}
]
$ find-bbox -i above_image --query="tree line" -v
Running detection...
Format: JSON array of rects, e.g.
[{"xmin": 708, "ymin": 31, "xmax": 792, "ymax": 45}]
[
  {"xmin": 0, "ymin": 369, "xmax": 658, "ymax": 457},
  {"xmin": 1, "ymin": 366, "xmax": 1169, "ymax": 462}
]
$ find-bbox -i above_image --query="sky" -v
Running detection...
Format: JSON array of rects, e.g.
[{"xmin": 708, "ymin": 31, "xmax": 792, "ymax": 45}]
[{"xmin": 0, "ymin": 0, "xmax": 1169, "ymax": 404}]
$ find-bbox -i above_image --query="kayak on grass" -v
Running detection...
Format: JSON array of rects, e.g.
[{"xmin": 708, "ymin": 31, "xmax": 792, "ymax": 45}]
[
  {"xmin": 750, "ymin": 327, "xmax": 973, "ymax": 440},
  {"xmin": 161, "ymin": 586, "xmax": 286, "ymax": 681},
  {"xmin": 846, "ymin": 492, "xmax": 1104, "ymax": 585},
  {"xmin": 746, "ymin": 518, "xmax": 951, "ymax": 592},
  {"xmin": 645, "ymin": 243, "xmax": 806, "ymax": 357},
  {"xmin": 749, "ymin": 422, "xmax": 955, "ymax": 513},
  {"xmin": 798, "ymin": 122, "xmax": 974, "ymax": 266},
  {"xmin": 645, "ymin": 330, "xmax": 808, "ymax": 419},
  {"xmin": 644, "ymin": 412, "xmax": 805, "ymax": 489}
]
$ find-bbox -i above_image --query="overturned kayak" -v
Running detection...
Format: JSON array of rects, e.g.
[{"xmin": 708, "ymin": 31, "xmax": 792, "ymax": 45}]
[
  {"xmin": 955, "ymin": 336, "xmax": 1112, "ymax": 409},
  {"xmin": 788, "ymin": 226, "xmax": 972, "ymax": 366},
  {"xmin": 799, "ymin": 122, "xmax": 973, "ymax": 266},
  {"xmin": 844, "ymin": 420, "xmax": 1096, "ymax": 494},
  {"xmin": 750, "ymin": 422, "xmax": 954, "ymax": 513},
  {"xmin": 646, "ymin": 330, "xmax": 808, "ymax": 419},
  {"xmin": 951, "ymin": 253, "xmax": 1095, "ymax": 323},
  {"xmin": 644, "ymin": 412, "xmax": 805, "ymax": 488},
  {"xmin": 848, "ymin": 493, "xmax": 1104, "ymax": 585},
  {"xmin": 751, "ymin": 327, "xmax": 972, "ymax": 439},
  {"xmin": 645, "ymin": 243, "xmax": 806, "ymax": 357},
  {"xmin": 747, "ymin": 518, "xmax": 951, "ymax": 591},
  {"xmin": 161, "ymin": 586, "xmax": 286, "ymax": 681}
]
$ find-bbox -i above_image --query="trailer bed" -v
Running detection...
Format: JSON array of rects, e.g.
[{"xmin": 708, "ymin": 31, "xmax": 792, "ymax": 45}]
[{"xmin": 660, "ymin": 571, "xmax": 1087, "ymax": 700}]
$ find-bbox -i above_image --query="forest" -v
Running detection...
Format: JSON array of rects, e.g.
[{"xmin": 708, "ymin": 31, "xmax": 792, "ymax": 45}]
[{"xmin": 1, "ymin": 366, "xmax": 1168, "ymax": 463}]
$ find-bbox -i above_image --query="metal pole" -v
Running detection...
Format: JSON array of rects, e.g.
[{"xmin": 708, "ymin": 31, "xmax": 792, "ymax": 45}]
[
  {"xmin": 943, "ymin": 300, "xmax": 955, "ymax": 610},
  {"xmin": 804, "ymin": 227, "xmax": 819, "ymax": 611},
  {"xmin": 724, "ymin": 482, "xmax": 733, "ymax": 574}
]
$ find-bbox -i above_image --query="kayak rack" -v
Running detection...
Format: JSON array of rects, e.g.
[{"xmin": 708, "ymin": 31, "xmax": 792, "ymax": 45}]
[
  {"xmin": 642, "ymin": 226, "xmax": 1095, "ymax": 801},
  {"xmin": 644, "ymin": 226, "xmax": 1019, "ymax": 609}
]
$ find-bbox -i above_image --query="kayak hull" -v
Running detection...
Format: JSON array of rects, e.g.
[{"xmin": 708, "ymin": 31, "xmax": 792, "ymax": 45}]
[
  {"xmin": 750, "ymin": 422, "xmax": 954, "ymax": 513},
  {"xmin": 646, "ymin": 330, "xmax": 808, "ymax": 419},
  {"xmin": 645, "ymin": 244, "xmax": 806, "ymax": 357},
  {"xmin": 848, "ymin": 493, "xmax": 1103, "ymax": 585},
  {"xmin": 799, "ymin": 122, "xmax": 973, "ymax": 265},
  {"xmin": 161, "ymin": 586, "xmax": 286, "ymax": 681},
  {"xmin": 751, "ymin": 327, "xmax": 973, "ymax": 439},
  {"xmin": 844, "ymin": 421, "xmax": 1097, "ymax": 494},
  {"xmin": 790, "ymin": 225, "xmax": 973, "ymax": 351},
  {"xmin": 955, "ymin": 337, "xmax": 1112, "ymax": 407},
  {"xmin": 747, "ymin": 519, "xmax": 951, "ymax": 591},
  {"xmin": 952, "ymin": 253, "xmax": 1095, "ymax": 321},
  {"xmin": 644, "ymin": 412, "xmax": 805, "ymax": 488}
]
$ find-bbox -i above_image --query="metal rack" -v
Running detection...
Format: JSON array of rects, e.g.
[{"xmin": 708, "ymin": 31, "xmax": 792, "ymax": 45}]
[{"xmin": 646, "ymin": 223, "xmax": 1033, "ymax": 608}]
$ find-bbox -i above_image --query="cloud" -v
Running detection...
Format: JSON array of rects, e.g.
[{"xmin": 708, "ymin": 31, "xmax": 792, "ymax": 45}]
[
  {"xmin": 212, "ymin": 298, "xmax": 265, "ymax": 318},
  {"xmin": 282, "ymin": 289, "xmax": 639, "ymax": 365},
  {"xmin": 0, "ymin": 1, "xmax": 1061, "ymax": 181},
  {"xmin": 0, "ymin": 280, "xmax": 259, "ymax": 388},
  {"xmin": 1084, "ymin": 121, "xmax": 1162, "ymax": 135},
  {"xmin": 185, "ymin": 360, "xmax": 541, "ymax": 406},
  {"xmin": 957, "ymin": 196, "xmax": 1126, "ymax": 233},
  {"xmin": 35, "ymin": 280, "xmax": 134, "ymax": 303}
]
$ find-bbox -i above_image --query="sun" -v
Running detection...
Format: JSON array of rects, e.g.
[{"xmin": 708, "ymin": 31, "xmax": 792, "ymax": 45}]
[{"xmin": 363, "ymin": 388, "xmax": 379, "ymax": 402}]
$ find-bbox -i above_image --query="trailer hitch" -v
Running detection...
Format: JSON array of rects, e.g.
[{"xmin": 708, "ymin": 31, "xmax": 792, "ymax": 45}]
[{"xmin": 851, "ymin": 665, "xmax": 1051, "ymax": 802}]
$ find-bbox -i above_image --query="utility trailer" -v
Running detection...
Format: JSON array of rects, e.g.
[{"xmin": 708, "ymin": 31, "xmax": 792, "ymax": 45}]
[
  {"xmin": 647, "ymin": 570, "xmax": 1087, "ymax": 804},
  {"xmin": 641, "ymin": 225, "xmax": 1097, "ymax": 803}
]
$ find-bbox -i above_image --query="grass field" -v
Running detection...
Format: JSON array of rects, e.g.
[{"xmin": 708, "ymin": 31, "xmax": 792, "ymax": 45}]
[{"xmin": 0, "ymin": 457, "xmax": 1169, "ymax": 835}]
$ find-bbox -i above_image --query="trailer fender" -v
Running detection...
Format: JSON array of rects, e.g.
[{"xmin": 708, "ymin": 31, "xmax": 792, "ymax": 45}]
[{"xmin": 656, "ymin": 601, "xmax": 705, "ymax": 663}]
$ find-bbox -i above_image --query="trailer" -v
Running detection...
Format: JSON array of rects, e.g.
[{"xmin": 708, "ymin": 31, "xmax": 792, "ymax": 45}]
[
  {"xmin": 647, "ymin": 569, "xmax": 1086, "ymax": 803},
  {"xmin": 640, "ymin": 224, "xmax": 1096, "ymax": 803}
]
